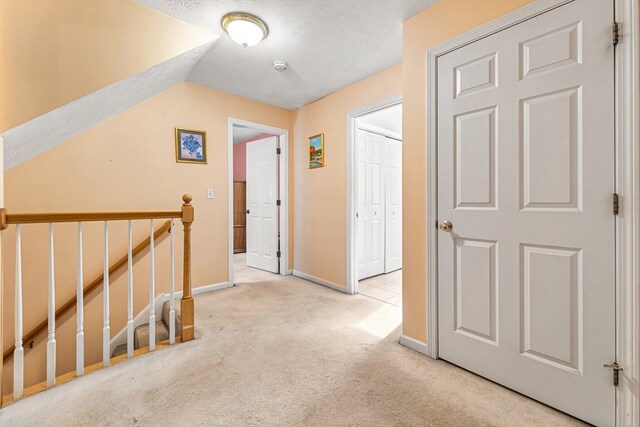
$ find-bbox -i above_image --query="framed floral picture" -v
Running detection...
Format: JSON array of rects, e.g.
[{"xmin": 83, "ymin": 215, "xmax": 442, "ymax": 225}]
[
  {"xmin": 309, "ymin": 133, "xmax": 324, "ymax": 169},
  {"xmin": 175, "ymin": 128, "xmax": 207, "ymax": 164}
]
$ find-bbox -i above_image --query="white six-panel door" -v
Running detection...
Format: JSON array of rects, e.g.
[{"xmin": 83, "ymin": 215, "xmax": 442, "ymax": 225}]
[
  {"xmin": 436, "ymin": 1, "xmax": 615, "ymax": 425},
  {"xmin": 246, "ymin": 136, "xmax": 279, "ymax": 273},
  {"xmin": 385, "ymin": 137, "xmax": 402, "ymax": 273}
]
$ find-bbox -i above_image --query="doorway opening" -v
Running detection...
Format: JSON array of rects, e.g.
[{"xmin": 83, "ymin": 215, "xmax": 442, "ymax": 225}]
[
  {"xmin": 347, "ymin": 96, "xmax": 402, "ymax": 306},
  {"xmin": 228, "ymin": 118, "xmax": 289, "ymax": 286}
]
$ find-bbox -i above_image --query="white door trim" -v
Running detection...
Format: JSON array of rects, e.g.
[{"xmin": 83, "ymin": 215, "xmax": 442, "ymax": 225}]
[
  {"xmin": 614, "ymin": 0, "xmax": 640, "ymax": 424},
  {"xmin": 227, "ymin": 118, "xmax": 290, "ymax": 285},
  {"xmin": 424, "ymin": 0, "xmax": 639, "ymax": 425},
  {"xmin": 346, "ymin": 94, "xmax": 402, "ymax": 295}
]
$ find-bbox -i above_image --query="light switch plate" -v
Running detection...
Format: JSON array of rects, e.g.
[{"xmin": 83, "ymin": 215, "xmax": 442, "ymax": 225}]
[{"xmin": 207, "ymin": 188, "xmax": 214, "ymax": 199}]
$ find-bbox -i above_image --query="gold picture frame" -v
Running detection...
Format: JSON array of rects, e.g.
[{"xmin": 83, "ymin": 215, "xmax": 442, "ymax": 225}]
[
  {"xmin": 309, "ymin": 133, "xmax": 324, "ymax": 169},
  {"xmin": 175, "ymin": 127, "xmax": 207, "ymax": 164}
]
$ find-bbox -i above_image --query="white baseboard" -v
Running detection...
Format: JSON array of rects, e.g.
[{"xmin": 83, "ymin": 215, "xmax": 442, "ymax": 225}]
[
  {"xmin": 193, "ymin": 281, "xmax": 231, "ymax": 295},
  {"xmin": 399, "ymin": 335, "xmax": 429, "ymax": 356},
  {"xmin": 292, "ymin": 270, "xmax": 347, "ymax": 293}
]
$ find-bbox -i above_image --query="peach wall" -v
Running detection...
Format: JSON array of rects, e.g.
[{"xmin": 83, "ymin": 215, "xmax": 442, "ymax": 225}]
[
  {"xmin": 292, "ymin": 64, "xmax": 401, "ymax": 287},
  {"xmin": 2, "ymin": 82, "xmax": 292, "ymax": 392},
  {"xmin": 401, "ymin": 0, "xmax": 533, "ymax": 342},
  {"xmin": 0, "ymin": 0, "xmax": 213, "ymax": 132}
]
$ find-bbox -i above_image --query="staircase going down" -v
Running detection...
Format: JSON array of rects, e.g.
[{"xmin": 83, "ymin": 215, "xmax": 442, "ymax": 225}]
[{"xmin": 112, "ymin": 301, "xmax": 181, "ymax": 357}]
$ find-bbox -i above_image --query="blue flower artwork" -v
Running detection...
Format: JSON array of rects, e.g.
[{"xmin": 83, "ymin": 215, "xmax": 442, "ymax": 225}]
[
  {"xmin": 176, "ymin": 128, "xmax": 207, "ymax": 164},
  {"xmin": 182, "ymin": 135, "xmax": 203, "ymax": 159}
]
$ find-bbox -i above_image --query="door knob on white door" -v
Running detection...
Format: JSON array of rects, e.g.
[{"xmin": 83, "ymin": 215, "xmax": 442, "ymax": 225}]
[{"xmin": 439, "ymin": 220, "xmax": 453, "ymax": 232}]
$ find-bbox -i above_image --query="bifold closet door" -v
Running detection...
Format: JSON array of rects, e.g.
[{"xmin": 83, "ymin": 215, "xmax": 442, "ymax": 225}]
[
  {"xmin": 384, "ymin": 137, "xmax": 402, "ymax": 273},
  {"xmin": 357, "ymin": 129, "xmax": 385, "ymax": 280}
]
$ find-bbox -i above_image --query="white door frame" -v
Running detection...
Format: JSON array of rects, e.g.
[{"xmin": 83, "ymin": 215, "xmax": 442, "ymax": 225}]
[
  {"xmin": 346, "ymin": 94, "xmax": 402, "ymax": 295},
  {"xmin": 424, "ymin": 0, "xmax": 640, "ymax": 425},
  {"xmin": 227, "ymin": 118, "xmax": 290, "ymax": 285}
]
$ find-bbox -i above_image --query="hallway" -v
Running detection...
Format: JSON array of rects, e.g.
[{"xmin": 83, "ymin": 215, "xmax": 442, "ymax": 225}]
[
  {"xmin": 359, "ymin": 269, "xmax": 403, "ymax": 307},
  {"xmin": 0, "ymin": 275, "xmax": 583, "ymax": 426}
]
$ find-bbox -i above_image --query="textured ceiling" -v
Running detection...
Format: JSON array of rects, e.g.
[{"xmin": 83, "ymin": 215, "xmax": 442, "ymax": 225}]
[
  {"xmin": 137, "ymin": 0, "xmax": 438, "ymax": 110},
  {"xmin": 359, "ymin": 103, "xmax": 402, "ymax": 135},
  {"xmin": 2, "ymin": 42, "xmax": 213, "ymax": 169},
  {"xmin": 233, "ymin": 126, "xmax": 268, "ymax": 144}
]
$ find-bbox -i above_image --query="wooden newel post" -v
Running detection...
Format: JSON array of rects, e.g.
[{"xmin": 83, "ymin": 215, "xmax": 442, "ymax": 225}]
[{"xmin": 180, "ymin": 194, "xmax": 195, "ymax": 341}]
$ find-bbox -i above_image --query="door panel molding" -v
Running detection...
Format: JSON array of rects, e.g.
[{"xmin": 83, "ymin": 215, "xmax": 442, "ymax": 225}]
[{"xmin": 425, "ymin": 0, "xmax": 639, "ymax": 425}]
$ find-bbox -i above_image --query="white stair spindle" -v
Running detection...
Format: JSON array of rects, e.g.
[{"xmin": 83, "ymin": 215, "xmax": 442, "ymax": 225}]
[
  {"xmin": 127, "ymin": 220, "xmax": 134, "ymax": 358},
  {"xmin": 47, "ymin": 223, "xmax": 56, "ymax": 387},
  {"xmin": 103, "ymin": 221, "xmax": 110, "ymax": 366},
  {"xmin": 169, "ymin": 219, "xmax": 175, "ymax": 345},
  {"xmin": 13, "ymin": 224, "xmax": 24, "ymax": 399},
  {"xmin": 149, "ymin": 219, "xmax": 156, "ymax": 351},
  {"xmin": 76, "ymin": 222, "xmax": 84, "ymax": 376}
]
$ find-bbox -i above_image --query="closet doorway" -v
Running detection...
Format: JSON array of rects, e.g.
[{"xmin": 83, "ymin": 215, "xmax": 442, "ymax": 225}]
[{"xmin": 352, "ymin": 101, "xmax": 402, "ymax": 306}]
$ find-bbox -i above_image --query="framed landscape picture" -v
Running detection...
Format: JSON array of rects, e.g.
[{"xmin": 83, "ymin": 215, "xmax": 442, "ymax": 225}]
[
  {"xmin": 309, "ymin": 133, "xmax": 324, "ymax": 169},
  {"xmin": 175, "ymin": 128, "xmax": 207, "ymax": 164}
]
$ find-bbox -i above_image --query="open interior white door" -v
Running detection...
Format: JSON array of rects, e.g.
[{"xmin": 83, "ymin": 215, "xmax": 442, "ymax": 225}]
[
  {"xmin": 246, "ymin": 136, "xmax": 279, "ymax": 273},
  {"xmin": 436, "ymin": 1, "xmax": 615, "ymax": 425},
  {"xmin": 356, "ymin": 129, "xmax": 385, "ymax": 280},
  {"xmin": 384, "ymin": 137, "xmax": 402, "ymax": 273}
]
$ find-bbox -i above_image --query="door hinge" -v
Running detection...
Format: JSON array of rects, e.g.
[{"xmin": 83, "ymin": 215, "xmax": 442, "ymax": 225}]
[
  {"xmin": 604, "ymin": 362, "xmax": 623, "ymax": 386},
  {"xmin": 276, "ymin": 147, "xmax": 281, "ymax": 155},
  {"xmin": 613, "ymin": 193, "xmax": 619, "ymax": 215},
  {"xmin": 613, "ymin": 22, "xmax": 620, "ymax": 46},
  {"xmin": 276, "ymin": 250, "xmax": 281, "ymax": 258},
  {"xmin": 276, "ymin": 199, "xmax": 281, "ymax": 206}
]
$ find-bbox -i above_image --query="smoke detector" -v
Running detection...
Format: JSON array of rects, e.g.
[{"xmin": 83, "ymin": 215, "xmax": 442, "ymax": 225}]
[{"xmin": 273, "ymin": 61, "xmax": 288, "ymax": 72}]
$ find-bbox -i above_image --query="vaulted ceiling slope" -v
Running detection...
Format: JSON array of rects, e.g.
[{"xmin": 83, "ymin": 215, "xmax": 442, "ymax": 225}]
[
  {"xmin": 137, "ymin": 0, "xmax": 438, "ymax": 110},
  {"xmin": 2, "ymin": 43, "xmax": 213, "ymax": 170},
  {"xmin": 1, "ymin": 0, "xmax": 217, "ymax": 169}
]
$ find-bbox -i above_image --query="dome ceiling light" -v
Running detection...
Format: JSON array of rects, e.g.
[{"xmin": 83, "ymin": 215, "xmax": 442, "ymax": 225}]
[{"xmin": 221, "ymin": 12, "xmax": 269, "ymax": 48}]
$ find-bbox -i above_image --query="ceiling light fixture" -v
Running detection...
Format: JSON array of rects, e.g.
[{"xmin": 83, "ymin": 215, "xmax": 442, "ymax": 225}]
[{"xmin": 221, "ymin": 12, "xmax": 269, "ymax": 48}]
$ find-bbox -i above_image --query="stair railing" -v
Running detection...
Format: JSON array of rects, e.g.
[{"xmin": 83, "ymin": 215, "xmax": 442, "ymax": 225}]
[{"xmin": 0, "ymin": 194, "xmax": 194, "ymax": 401}]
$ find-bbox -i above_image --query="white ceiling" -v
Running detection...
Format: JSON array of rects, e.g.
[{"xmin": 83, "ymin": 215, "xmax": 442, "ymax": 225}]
[
  {"xmin": 233, "ymin": 125, "xmax": 270, "ymax": 144},
  {"xmin": 137, "ymin": 0, "xmax": 438, "ymax": 110},
  {"xmin": 359, "ymin": 103, "xmax": 402, "ymax": 135}
]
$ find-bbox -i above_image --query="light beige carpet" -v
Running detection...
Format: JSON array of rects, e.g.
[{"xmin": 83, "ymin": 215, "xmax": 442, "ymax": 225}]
[{"xmin": 0, "ymin": 260, "xmax": 585, "ymax": 426}]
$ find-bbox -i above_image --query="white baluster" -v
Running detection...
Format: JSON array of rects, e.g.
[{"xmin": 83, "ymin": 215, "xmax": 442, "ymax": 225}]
[
  {"xmin": 169, "ymin": 219, "xmax": 175, "ymax": 345},
  {"xmin": 76, "ymin": 222, "xmax": 84, "ymax": 376},
  {"xmin": 13, "ymin": 224, "xmax": 24, "ymax": 399},
  {"xmin": 103, "ymin": 221, "xmax": 110, "ymax": 366},
  {"xmin": 127, "ymin": 220, "xmax": 134, "ymax": 358},
  {"xmin": 149, "ymin": 219, "xmax": 156, "ymax": 350},
  {"xmin": 47, "ymin": 223, "xmax": 56, "ymax": 387}
]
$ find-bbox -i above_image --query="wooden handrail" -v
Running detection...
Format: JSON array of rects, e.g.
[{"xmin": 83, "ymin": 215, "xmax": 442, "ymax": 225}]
[
  {"xmin": 1, "ymin": 192, "xmax": 195, "ymax": 398},
  {"xmin": 2, "ymin": 219, "xmax": 172, "ymax": 363},
  {"xmin": 0, "ymin": 210, "xmax": 181, "ymax": 228}
]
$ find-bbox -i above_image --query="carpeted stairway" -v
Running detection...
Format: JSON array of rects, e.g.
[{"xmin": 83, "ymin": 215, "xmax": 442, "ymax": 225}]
[{"xmin": 112, "ymin": 301, "xmax": 181, "ymax": 357}]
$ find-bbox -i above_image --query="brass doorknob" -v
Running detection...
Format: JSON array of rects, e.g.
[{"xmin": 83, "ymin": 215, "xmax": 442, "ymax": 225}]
[{"xmin": 439, "ymin": 220, "xmax": 453, "ymax": 232}]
